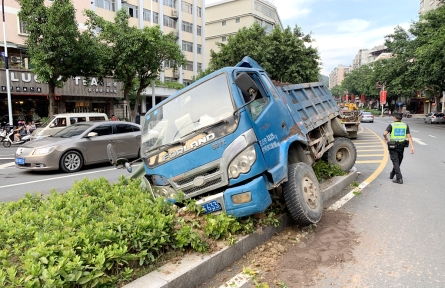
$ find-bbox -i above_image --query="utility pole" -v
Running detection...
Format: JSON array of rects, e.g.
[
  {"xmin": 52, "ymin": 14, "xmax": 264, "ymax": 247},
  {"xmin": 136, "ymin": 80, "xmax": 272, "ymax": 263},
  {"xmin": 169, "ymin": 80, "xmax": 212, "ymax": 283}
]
[{"xmin": 2, "ymin": 0, "xmax": 13, "ymax": 131}]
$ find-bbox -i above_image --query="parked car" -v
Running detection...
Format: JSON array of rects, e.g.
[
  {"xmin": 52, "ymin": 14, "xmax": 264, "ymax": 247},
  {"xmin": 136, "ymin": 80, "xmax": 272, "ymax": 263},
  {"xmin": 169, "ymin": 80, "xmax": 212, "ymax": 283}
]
[
  {"xmin": 360, "ymin": 112, "xmax": 374, "ymax": 123},
  {"xmin": 15, "ymin": 121, "xmax": 141, "ymax": 172},
  {"xmin": 424, "ymin": 112, "xmax": 444, "ymax": 124}
]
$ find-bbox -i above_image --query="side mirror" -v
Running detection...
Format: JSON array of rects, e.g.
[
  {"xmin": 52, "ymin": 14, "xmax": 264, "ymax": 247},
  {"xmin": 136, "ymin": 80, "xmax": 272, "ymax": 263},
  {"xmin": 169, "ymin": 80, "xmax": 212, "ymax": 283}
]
[
  {"xmin": 49, "ymin": 123, "xmax": 55, "ymax": 128},
  {"xmin": 235, "ymin": 72, "xmax": 259, "ymax": 103},
  {"xmin": 87, "ymin": 132, "xmax": 98, "ymax": 138}
]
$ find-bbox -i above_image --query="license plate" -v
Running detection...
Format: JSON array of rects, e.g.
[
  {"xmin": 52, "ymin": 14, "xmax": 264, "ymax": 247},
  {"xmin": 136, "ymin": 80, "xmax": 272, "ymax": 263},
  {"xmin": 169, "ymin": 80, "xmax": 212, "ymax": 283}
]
[
  {"xmin": 15, "ymin": 158, "xmax": 25, "ymax": 165},
  {"xmin": 202, "ymin": 200, "xmax": 222, "ymax": 213}
]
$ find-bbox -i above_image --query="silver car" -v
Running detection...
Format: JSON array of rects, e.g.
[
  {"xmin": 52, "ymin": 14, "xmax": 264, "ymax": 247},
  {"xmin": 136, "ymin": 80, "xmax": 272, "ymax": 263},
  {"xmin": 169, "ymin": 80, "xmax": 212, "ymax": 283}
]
[
  {"xmin": 360, "ymin": 112, "xmax": 374, "ymax": 123},
  {"xmin": 424, "ymin": 112, "xmax": 444, "ymax": 124},
  {"xmin": 15, "ymin": 121, "xmax": 141, "ymax": 172}
]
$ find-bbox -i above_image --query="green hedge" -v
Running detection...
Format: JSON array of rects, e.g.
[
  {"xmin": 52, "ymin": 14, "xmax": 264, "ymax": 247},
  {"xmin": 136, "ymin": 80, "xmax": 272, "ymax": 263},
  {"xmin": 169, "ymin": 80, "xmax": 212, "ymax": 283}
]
[{"xmin": 0, "ymin": 176, "xmax": 278, "ymax": 287}]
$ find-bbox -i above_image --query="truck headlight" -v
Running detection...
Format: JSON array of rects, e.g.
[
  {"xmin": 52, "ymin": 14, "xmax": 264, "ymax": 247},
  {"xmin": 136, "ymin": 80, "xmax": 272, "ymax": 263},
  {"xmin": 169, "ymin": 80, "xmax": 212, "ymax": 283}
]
[
  {"xmin": 32, "ymin": 146, "xmax": 56, "ymax": 155},
  {"xmin": 228, "ymin": 145, "xmax": 256, "ymax": 179}
]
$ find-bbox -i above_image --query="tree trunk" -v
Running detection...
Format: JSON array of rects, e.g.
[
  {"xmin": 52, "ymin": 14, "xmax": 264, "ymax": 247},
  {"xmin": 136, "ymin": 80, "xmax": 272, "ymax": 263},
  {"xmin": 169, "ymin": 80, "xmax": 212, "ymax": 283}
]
[
  {"xmin": 48, "ymin": 84, "xmax": 55, "ymax": 117},
  {"xmin": 130, "ymin": 97, "xmax": 140, "ymax": 123}
]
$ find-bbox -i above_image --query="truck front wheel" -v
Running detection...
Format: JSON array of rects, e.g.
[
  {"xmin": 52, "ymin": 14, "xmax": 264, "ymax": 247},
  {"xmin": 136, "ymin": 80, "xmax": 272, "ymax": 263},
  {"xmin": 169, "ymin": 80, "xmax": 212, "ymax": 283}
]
[
  {"xmin": 327, "ymin": 137, "xmax": 357, "ymax": 172},
  {"xmin": 283, "ymin": 162, "xmax": 323, "ymax": 226}
]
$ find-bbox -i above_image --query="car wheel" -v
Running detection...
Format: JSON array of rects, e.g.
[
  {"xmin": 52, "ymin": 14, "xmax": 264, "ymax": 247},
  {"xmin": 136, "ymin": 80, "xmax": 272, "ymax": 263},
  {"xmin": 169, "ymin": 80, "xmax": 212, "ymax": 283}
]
[
  {"xmin": 282, "ymin": 162, "xmax": 322, "ymax": 226},
  {"xmin": 371, "ymin": 121, "xmax": 374, "ymax": 123},
  {"xmin": 60, "ymin": 150, "xmax": 83, "ymax": 173}
]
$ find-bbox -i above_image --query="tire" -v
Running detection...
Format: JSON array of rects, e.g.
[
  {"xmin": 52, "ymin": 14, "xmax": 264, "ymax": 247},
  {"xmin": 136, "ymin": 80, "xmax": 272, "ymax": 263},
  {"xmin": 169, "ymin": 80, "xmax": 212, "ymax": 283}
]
[
  {"xmin": 3, "ymin": 141, "xmax": 11, "ymax": 148},
  {"xmin": 331, "ymin": 118, "xmax": 348, "ymax": 137},
  {"xmin": 60, "ymin": 150, "xmax": 83, "ymax": 173},
  {"xmin": 282, "ymin": 162, "xmax": 323, "ymax": 226},
  {"xmin": 327, "ymin": 137, "xmax": 357, "ymax": 172}
]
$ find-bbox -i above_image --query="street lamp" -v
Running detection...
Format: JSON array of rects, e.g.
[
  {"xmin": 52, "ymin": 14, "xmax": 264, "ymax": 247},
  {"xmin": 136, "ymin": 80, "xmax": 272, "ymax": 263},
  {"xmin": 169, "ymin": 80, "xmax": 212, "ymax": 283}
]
[{"xmin": 2, "ymin": 0, "xmax": 13, "ymax": 131}]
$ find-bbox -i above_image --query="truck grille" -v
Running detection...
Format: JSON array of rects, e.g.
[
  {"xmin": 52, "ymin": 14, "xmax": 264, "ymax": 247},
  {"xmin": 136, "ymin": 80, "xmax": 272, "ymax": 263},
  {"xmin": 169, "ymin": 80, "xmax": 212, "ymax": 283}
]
[{"xmin": 172, "ymin": 165, "xmax": 224, "ymax": 196}]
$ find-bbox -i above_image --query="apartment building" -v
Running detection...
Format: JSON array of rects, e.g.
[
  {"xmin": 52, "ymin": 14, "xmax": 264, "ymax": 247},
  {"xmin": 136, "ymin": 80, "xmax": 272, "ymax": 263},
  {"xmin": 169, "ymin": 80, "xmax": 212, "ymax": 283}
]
[
  {"xmin": 351, "ymin": 49, "xmax": 370, "ymax": 70},
  {"xmin": 328, "ymin": 65, "xmax": 351, "ymax": 89},
  {"xmin": 0, "ymin": 0, "xmax": 205, "ymax": 118},
  {"xmin": 205, "ymin": 0, "xmax": 282, "ymax": 68},
  {"xmin": 419, "ymin": 0, "xmax": 442, "ymax": 14}
]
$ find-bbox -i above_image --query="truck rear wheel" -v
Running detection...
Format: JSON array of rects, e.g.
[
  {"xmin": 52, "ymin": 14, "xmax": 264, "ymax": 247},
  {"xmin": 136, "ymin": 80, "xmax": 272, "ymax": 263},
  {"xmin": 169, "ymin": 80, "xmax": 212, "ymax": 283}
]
[
  {"xmin": 327, "ymin": 137, "xmax": 357, "ymax": 172},
  {"xmin": 282, "ymin": 162, "xmax": 323, "ymax": 226}
]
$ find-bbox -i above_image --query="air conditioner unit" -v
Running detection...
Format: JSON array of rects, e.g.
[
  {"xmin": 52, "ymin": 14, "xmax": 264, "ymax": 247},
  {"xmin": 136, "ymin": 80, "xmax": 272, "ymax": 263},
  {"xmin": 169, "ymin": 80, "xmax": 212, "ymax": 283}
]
[
  {"xmin": 10, "ymin": 56, "xmax": 22, "ymax": 63},
  {"xmin": 171, "ymin": 9, "xmax": 178, "ymax": 18},
  {"xmin": 174, "ymin": 30, "xmax": 179, "ymax": 38}
]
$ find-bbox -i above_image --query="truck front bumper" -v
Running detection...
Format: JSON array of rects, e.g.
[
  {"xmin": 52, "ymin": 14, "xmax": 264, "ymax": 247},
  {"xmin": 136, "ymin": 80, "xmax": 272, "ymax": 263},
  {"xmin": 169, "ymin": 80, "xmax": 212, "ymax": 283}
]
[{"xmin": 196, "ymin": 175, "xmax": 272, "ymax": 218}]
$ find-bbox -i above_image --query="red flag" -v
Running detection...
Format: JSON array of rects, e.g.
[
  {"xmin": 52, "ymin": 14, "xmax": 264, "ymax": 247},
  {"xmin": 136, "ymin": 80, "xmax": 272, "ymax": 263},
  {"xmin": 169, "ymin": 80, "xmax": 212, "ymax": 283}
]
[{"xmin": 380, "ymin": 90, "xmax": 387, "ymax": 104}]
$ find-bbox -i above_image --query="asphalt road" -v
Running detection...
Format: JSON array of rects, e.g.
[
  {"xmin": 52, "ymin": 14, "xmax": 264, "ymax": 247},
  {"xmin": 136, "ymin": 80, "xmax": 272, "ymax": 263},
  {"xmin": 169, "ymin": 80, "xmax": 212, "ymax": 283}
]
[{"xmin": 0, "ymin": 149, "xmax": 141, "ymax": 202}]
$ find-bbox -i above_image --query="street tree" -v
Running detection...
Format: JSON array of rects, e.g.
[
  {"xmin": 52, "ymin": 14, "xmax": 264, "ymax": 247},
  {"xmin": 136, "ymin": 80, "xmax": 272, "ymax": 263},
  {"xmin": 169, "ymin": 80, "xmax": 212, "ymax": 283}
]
[
  {"xmin": 18, "ymin": 0, "xmax": 105, "ymax": 117},
  {"xmin": 330, "ymin": 85, "xmax": 344, "ymax": 98},
  {"xmin": 210, "ymin": 23, "xmax": 320, "ymax": 83},
  {"xmin": 85, "ymin": 9, "xmax": 186, "ymax": 121}
]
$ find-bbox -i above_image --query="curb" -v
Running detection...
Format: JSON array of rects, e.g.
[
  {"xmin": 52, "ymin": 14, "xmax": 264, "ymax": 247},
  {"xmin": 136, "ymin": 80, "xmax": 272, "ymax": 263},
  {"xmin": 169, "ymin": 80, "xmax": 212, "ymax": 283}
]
[{"xmin": 124, "ymin": 167, "xmax": 358, "ymax": 288}]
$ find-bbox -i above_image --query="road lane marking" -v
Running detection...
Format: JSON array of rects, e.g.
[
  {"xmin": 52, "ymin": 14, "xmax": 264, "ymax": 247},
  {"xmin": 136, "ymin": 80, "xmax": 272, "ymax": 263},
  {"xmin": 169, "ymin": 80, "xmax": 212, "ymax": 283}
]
[
  {"xmin": 428, "ymin": 135, "xmax": 436, "ymax": 138},
  {"xmin": 0, "ymin": 162, "xmax": 15, "ymax": 169},
  {"xmin": 329, "ymin": 127, "xmax": 388, "ymax": 211},
  {"xmin": 357, "ymin": 154, "xmax": 384, "ymax": 157},
  {"xmin": 357, "ymin": 149, "xmax": 384, "ymax": 152},
  {"xmin": 412, "ymin": 137, "xmax": 427, "ymax": 145},
  {"xmin": 0, "ymin": 165, "xmax": 141, "ymax": 189},
  {"xmin": 355, "ymin": 160, "xmax": 383, "ymax": 163}
]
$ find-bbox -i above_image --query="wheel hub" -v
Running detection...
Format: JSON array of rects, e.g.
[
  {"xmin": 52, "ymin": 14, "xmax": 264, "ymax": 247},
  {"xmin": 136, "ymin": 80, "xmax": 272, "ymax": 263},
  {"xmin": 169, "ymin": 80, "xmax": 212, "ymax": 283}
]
[{"xmin": 302, "ymin": 176, "xmax": 318, "ymax": 209}]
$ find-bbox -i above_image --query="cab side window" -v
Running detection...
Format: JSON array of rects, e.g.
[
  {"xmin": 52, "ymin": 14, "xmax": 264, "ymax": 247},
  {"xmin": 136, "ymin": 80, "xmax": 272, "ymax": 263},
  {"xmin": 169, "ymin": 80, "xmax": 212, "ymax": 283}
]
[
  {"xmin": 91, "ymin": 125, "xmax": 113, "ymax": 136},
  {"xmin": 53, "ymin": 118, "xmax": 67, "ymax": 127},
  {"xmin": 246, "ymin": 73, "xmax": 269, "ymax": 120}
]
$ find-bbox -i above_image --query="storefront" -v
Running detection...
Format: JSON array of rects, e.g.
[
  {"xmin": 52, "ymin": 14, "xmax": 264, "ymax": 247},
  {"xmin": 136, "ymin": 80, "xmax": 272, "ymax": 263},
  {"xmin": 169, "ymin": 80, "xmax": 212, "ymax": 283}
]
[{"xmin": 0, "ymin": 69, "xmax": 123, "ymax": 124}]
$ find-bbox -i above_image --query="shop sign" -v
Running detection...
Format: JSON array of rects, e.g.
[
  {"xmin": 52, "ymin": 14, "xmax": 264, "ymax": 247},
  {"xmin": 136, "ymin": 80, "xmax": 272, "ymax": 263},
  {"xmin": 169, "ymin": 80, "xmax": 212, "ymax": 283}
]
[{"xmin": 0, "ymin": 69, "xmax": 123, "ymax": 98}]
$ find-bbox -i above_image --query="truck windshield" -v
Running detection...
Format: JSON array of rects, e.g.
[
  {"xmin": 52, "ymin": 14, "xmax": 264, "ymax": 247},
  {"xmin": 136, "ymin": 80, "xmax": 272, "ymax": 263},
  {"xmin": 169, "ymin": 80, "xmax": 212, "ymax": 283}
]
[{"xmin": 142, "ymin": 73, "xmax": 234, "ymax": 153}]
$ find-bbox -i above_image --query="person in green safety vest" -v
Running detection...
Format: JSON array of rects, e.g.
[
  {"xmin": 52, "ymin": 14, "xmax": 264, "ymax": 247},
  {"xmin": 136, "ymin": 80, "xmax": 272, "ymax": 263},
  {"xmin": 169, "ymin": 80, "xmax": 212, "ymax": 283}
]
[{"xmin": 382, "ymin": 112, "xmax": 415, "ymax": 184}]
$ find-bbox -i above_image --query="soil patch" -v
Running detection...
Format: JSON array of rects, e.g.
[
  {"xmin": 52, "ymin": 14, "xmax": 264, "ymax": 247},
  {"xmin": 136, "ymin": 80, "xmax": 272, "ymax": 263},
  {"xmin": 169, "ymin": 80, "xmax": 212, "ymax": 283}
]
[{"xmin": 247, "ymin": 210, "xmax": 359, "ymax": 287}]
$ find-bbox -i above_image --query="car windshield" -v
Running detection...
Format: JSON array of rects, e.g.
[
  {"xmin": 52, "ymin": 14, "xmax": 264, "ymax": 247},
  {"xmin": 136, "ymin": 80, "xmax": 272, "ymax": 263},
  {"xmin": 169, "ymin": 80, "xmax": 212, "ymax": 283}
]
[
  {"xmin": 52, "ymin": 123, "xmax": 92, "ymax": 138},
  {"xmin": 141, "ymin": 73, "xmax": 234, "ymax": 153},
  {"xmin": 40, "ymin": 116, "xmax": 56, "ymax": 128}
]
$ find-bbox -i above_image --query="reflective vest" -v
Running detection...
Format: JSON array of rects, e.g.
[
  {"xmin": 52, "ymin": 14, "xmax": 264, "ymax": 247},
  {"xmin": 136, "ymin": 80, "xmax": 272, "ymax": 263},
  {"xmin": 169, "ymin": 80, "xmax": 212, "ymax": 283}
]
[{"xmin": 390, "ymin": 122, "xmax": 407, "ymax": 142}]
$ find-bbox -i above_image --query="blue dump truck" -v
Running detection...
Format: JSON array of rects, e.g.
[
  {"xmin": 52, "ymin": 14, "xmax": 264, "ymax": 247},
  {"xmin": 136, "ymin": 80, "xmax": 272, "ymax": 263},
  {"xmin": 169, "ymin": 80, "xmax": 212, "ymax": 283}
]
[{"xmin": 107, "ymin": 57, "xmax": 356, "ymax": 225}]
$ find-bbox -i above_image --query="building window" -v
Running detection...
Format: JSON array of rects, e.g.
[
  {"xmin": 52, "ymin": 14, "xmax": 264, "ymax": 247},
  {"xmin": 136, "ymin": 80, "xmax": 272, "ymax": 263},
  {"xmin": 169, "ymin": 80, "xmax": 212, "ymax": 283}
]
[
  {"xmin": 182, "ymin": 21, "xmax": 193, "ymax": 33},
  {"xmin": 236, "ymin": 18, "xmax": 240, "ymax": 23},
  {"xmin": 197, "ymin": 25, "xmax": 201, "ymax": 36},
  {"xmin": 183, "ymin": 79, "xmax": 192, "ymax": 86},
  {"xmin": 184, "ymin": 61, "xmax": 193, "ymax": 71},
  {"xmin": 19, "ymin": 19, "xmax": 29, "ymax": 34},
  {"xmin": 123, "ymin": 4, "xmax": 138, "ymax": 18},
  {"xmin": 264, "ymin": 22, "xmax": 273, "ymax": 33},
  {"xmin": 197, "ymin": 62, "xmax": 202, "ymax": 72},
  {"xmin": 182, "ymin": 1, "xmax": 193, "ymax": 14},
  {"xmin": 163, "ymin": 0, "xmax": 175, "ymax": 8},
  {"xmin": 197, "ymin": 44, "xmax": 202, "ymax": 54},
  {"xmin": 96, "ymin": 0, "xmax": 115, "ymax": 11},
  {"xmin": 254, "ymin": 1, "xmax": 275, "ymax": 18},
  {"xmin": 143, "ymin": 9, "xmax": 151, "ymax": 22},
  {"xmin": 222, "ymin": 36, "xmax": 226, "ymax": 42},
  {"xmin": 153, "ymin": 12, "xmax": 159, "ymax": 24},
  {"xmin": 164, "ymin": 16, "xmax": 177, "ymax": 28},
  {"xmin": 182, "ymin": 40, "xmax": 193, "ymax": 52},
  {"xmin": 222, "ymin": 20, "xmax": 226, "ymax": 26},
  {"xmin": 196, "ymin": 6, "xmax": 202, "ymax": 17}
]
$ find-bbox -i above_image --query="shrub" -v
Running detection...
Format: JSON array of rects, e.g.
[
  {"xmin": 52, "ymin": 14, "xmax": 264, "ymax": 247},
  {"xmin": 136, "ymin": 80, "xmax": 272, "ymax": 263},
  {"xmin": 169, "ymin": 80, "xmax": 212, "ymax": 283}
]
[{"xmin": 313, "ymin": 160, "xmax": 345, "ymax": 182}]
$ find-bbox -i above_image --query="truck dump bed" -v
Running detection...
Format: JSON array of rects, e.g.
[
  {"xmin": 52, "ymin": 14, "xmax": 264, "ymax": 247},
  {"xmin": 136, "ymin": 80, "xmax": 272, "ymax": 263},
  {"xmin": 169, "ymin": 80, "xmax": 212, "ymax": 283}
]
[{"xmin": 275, "ymin": 82, "xmax": 341, "ymax": 135}]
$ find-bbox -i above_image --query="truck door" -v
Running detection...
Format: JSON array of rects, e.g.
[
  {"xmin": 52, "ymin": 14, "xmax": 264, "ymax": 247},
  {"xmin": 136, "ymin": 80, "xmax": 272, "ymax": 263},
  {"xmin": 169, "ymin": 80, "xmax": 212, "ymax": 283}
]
[{"xmin": 236, "ymin": 71, "xmax": 289, "ymax": 169}]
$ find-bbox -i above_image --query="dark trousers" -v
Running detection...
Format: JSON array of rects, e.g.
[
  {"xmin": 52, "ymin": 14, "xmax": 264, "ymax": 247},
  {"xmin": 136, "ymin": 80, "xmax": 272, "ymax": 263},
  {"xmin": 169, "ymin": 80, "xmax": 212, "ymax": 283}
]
[{"xmin": 389, "ymin": 148, "xmax": 404, "ymax": 180}]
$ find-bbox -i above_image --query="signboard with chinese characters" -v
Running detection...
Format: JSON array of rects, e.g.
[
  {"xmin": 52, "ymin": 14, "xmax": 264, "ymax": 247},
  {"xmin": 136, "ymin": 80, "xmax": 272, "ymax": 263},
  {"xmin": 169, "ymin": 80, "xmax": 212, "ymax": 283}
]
[
  {"xmin": 0, "ymin": 69, "xmax": 123, "ymax": 98},
  {"xmin": 379, "ymin": 90, "xmax": 387, "ymax": 104}
]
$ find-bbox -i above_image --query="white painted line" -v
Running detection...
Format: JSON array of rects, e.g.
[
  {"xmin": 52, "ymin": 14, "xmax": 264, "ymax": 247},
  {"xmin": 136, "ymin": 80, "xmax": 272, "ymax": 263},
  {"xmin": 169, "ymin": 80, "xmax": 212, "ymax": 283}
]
[
  {"xmin": 411, "ymin": 130, "xmax": 419, "ymax": 132},
  {"xmin": 0, "ymin": 164, "xmax": 140, "ymax": 189},
  {"xmin": 0, "ymin": 154, "xmax": 15, "ymax": 157},
  {"xmin": 412, "ymin": 137, "xmax": 427, "ymax": 145},
  {"xmin": 328, "ymin": 181, "xmax": 369, "ymax": 211},
  {"xmin": 428, "ymin": 135, "xmax": 436, "ymax": 138},
  {"xmin": 219, "ymin": 272, "xmax": 251, "ymax": 288},
  {"xmin": 0, "ymin": 162, "xmax": 15, "ymax": 169},
  {"xmin": 357, "ymin": 154, "xmax": 384, "ymax": 157}
]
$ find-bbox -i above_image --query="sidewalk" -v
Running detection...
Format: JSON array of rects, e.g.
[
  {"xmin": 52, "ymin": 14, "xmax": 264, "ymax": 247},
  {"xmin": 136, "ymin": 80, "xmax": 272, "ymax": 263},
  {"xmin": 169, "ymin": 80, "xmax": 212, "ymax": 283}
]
[{"xmin": 124, "ymin": 167, "xmax": 358, "ymax": 288}]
